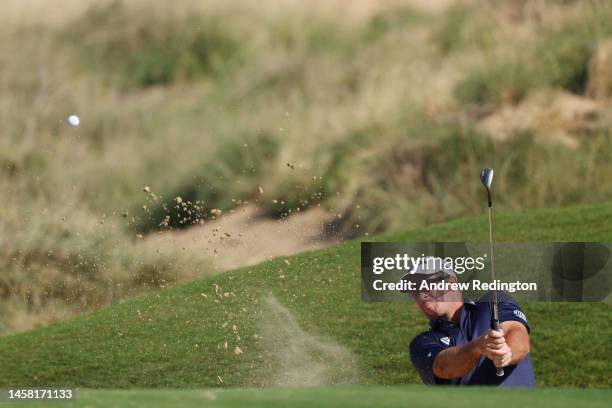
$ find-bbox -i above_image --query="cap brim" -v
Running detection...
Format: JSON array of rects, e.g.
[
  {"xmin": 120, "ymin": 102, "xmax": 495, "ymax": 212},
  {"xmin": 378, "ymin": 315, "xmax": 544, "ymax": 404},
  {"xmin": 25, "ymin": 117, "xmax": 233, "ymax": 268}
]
[{"xmin": 399, "ymin": 271, "xmax": 454, "ymax": 293}]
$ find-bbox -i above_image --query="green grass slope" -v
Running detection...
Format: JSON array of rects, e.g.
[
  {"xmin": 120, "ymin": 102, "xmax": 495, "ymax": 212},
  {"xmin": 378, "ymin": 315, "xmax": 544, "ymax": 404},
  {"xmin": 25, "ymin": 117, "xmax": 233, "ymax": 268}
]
[
  {"xmin": 1, "ymin": 203, "xmax": 611, "ymax": 388},
  {"xmin": 6, "ymin": 386, "xmax": 612, "ymax": 408}
]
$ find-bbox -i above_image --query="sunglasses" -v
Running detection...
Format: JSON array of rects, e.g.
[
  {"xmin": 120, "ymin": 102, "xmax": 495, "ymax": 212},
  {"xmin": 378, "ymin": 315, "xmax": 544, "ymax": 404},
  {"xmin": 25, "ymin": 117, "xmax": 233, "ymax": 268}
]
[{"xmin": 409, "ymin": 274, "xmax": 452, "ymax": 300}]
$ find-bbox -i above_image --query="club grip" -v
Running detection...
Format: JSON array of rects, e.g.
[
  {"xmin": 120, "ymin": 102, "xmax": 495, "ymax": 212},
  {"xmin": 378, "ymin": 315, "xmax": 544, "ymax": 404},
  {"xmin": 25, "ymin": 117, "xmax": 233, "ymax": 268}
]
[{"xmin": 493, "ymin": 320, "xmax": 505, "ymax": 377}]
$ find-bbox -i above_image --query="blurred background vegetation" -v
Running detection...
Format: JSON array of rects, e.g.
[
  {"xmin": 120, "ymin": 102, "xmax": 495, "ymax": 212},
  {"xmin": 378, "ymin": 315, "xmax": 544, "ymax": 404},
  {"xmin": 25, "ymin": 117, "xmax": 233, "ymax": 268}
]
[{"xmin": 1, "ymin": 0, "xmax": 612, "ymax": 334}]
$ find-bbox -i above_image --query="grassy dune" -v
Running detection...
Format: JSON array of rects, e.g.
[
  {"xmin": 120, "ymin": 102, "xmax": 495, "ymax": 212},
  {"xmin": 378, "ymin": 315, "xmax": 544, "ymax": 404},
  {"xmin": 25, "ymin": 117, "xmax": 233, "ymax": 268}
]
[
  {"xmin": 1, "ymin": 202, "xmax": 610, "ymax": 388},
  {"xmin": 2, "ymin": 0, "xmax": 612, "ymax": 338}
]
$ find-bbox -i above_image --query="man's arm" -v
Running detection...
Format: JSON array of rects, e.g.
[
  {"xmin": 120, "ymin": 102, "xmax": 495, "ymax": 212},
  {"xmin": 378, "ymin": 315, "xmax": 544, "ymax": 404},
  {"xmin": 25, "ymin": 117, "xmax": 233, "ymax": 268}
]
[
  {"xmin": 432, "ymin": 324, "xmax": 529, "ymax": 379},
  {"xmin": 432, "ymin": 337, "xmax": 484, "ymax": 379},
  {"xmin": 494, "ymin": 297, "xmax": 531, "ymax": 367},
  {"xmin": 481, "ymin": 321, "xmax": 530, "ymax": 368},
  {"xmin": 499, "ymin": 320, "xmax": 530, "ymax": 365},
  {"xmin": 434, "ymin": 322, "xmax": 530, "ymax": 379},
  {"xmin": 432, "ymin": 329, "xmax": 510, "ymax": 379}
]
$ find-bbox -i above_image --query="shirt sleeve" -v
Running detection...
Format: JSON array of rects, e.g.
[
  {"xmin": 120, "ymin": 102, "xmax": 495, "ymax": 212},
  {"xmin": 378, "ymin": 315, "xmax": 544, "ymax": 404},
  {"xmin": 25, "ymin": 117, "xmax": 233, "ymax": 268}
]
[
  {"xmin": 497, "ymin": 294, "xmax": 530, "ymax": 333},
  {"xmin": 409, "ymin": 333, "xmax": 449, "ymax": 385}
]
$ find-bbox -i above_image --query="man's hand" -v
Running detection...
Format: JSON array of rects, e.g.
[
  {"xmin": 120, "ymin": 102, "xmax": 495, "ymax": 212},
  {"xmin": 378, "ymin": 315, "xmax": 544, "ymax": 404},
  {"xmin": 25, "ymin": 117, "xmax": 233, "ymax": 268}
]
[{"xmin": 479, "ymin": 329, "xmax": 512, "ymax": 368}]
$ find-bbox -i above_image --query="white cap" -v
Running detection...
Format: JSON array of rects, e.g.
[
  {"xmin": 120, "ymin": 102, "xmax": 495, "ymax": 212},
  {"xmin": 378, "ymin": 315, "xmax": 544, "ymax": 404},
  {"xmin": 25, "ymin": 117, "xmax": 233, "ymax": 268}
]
[
  {"xmin": 399, "ymin": 256, "xmax": 456, "ymax": 291},
  {"xmin": 410, "ymin": 256, "xmax": 456, "ymax": 277}
]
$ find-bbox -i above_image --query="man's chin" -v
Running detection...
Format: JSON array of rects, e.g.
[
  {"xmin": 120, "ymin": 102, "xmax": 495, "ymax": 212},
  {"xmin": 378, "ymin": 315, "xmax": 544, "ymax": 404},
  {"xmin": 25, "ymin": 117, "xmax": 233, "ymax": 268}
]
[{"xmin": 421, "ymin": 303, "xmax": 438, "ymax": 319}]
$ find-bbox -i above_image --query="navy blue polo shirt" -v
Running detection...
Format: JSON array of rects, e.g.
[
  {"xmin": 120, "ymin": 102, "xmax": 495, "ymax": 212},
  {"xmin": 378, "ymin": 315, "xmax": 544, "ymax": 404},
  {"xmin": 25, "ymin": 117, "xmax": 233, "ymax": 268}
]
[{"xmin": 409, "ymin": 293, "xmax": 535, "ymax": 386}]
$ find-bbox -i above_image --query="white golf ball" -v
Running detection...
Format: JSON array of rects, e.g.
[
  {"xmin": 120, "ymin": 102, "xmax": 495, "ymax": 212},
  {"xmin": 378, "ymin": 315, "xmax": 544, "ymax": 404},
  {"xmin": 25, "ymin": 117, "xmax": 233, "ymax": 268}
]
[{"xmin": 67, "ymin": 115, "xmax": 80, "ymax": 127}]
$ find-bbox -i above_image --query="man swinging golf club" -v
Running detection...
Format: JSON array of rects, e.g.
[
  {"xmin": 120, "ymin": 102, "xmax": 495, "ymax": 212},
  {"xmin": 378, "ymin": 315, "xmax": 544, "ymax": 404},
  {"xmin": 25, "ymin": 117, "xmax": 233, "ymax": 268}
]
[{"xmin": 404, "ymin": 168, "xmax": 535, "ymax": 386}]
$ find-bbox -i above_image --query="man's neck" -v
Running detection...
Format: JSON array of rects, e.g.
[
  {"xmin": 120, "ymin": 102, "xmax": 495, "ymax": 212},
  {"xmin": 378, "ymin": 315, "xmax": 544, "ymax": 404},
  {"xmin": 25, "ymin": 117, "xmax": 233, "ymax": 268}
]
[{"xmin": 445, "ymin": 301, "xmax": 464, "ymax": 323}]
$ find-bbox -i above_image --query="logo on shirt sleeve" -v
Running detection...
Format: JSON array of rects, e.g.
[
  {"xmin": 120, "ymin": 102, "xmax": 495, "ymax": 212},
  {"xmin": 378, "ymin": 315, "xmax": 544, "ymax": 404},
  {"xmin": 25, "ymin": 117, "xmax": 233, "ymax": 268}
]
[
  {"xmin": 440, "ymin": 336, "xmax": 451, "ymax": 346},
  {"xmin": 513, "ymin": 309, "xmax": 528, "ymax": 322}
]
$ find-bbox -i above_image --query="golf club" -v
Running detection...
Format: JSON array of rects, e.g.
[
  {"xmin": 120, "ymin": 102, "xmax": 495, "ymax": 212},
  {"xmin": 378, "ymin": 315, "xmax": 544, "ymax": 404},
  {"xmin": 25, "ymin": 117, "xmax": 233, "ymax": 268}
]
[{"xmin": 480, "ymin": 167, "xmax": 504, "ymax": 377}]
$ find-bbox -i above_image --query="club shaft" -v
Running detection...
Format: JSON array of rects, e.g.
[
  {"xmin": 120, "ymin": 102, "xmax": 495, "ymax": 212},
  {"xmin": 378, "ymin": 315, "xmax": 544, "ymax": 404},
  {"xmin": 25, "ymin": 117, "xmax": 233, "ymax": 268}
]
[
  {"xmin": 487, "ymin": 206, "xmax": 499, "ymax": 318},
  {"xmin": 487, "ymin": 204, "xmax": 504, "ymax": 377}
]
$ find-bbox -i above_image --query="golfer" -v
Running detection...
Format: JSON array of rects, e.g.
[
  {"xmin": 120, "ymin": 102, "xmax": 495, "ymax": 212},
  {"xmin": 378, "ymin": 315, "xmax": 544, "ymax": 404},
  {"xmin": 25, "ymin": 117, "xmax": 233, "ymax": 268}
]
[{"xmin": 403, "ymin": 257, "xmax": 535, "ymax": 386}]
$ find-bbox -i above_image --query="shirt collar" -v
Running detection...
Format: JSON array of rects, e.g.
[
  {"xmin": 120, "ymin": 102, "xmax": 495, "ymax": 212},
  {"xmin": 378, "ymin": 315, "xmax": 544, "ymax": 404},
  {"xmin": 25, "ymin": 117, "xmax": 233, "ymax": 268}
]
[{"xmin": 429, "ymin": 299, "xmax": 475, "ymax": 330}]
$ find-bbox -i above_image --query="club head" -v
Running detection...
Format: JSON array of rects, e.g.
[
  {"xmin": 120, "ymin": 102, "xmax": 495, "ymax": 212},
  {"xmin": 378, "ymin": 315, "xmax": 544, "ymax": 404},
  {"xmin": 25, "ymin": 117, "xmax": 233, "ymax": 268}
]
[{"xmin": 480, "ymin": 168, "xmax": 494, "ymax": 190}]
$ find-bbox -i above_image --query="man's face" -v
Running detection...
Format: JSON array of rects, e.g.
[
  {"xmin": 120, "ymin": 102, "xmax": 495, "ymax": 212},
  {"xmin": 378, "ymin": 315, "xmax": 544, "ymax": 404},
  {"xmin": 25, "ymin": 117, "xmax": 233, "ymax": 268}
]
[{"xmin": 410, "ymin": 275, "xmax": 461, "ymax": 319}]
